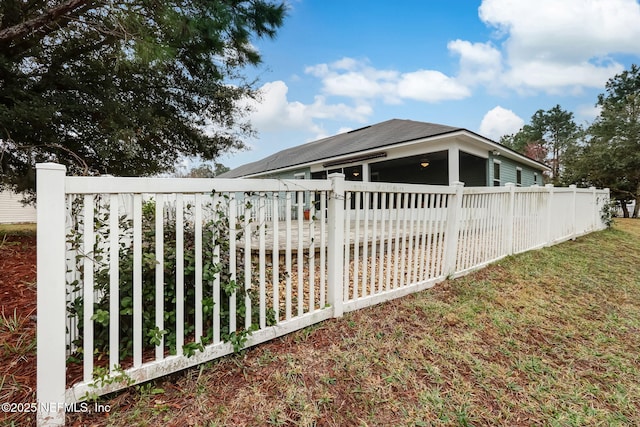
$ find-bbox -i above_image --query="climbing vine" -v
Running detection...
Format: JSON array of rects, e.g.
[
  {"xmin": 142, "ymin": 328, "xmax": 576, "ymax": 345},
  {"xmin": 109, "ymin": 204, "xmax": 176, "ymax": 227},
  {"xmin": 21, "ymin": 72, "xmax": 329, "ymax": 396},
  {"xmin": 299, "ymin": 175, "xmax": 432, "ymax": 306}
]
[{"xmin": 66, "ymin": 191, "xmax": 276, "ymax": 368}]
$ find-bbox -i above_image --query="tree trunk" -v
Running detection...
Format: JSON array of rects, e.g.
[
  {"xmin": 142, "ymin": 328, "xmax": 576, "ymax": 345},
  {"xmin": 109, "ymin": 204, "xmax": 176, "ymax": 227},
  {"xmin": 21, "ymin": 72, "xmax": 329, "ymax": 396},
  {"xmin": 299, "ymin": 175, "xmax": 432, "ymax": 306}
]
[{"xmin": 621, "ymin": 201, "xmax": 630, "ymax": 218}]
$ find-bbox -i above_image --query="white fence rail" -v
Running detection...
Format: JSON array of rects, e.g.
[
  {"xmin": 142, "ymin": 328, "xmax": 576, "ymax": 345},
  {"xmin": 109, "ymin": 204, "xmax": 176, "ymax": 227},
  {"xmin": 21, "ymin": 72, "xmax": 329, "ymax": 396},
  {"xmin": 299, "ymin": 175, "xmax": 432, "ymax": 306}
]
[{"xmin": 35, "ymin": 163, "xmax": 609, "ymax": 425}]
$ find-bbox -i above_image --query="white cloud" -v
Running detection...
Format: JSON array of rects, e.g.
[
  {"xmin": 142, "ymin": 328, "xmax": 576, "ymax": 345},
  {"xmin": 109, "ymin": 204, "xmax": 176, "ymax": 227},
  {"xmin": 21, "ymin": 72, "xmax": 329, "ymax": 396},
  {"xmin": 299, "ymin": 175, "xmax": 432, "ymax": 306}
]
[
  {"xmin": 243, "ymin": 80, "xmax": 372, "ymax": 137},
  {"xmin": 503, "ymin": 60, "xmax": 624, "ymax": 95},
  {"xmin": 479, "ymin": 106, "xmax": 525, "ymax": 141},
  {"xmin": 480, "ymin": 0, "xmax": 640, "ymax": 61},
  {"xmin": 306, "ymin": 59, "xmax": 400, "ymax": 102},
  {"xmin": 447, "ymin": 40, "xmax": 502, "ymax": 86},
  {"xmin": 477, "ymin": 0, "xmax": 640, "ymax": 93},
  {"xmin": 306, "ymin": 58, "xmax": 471, "ymax": 103},
  {"xmin": 397, "ymin": 70, "xmax": 470, "ymax": 102}
]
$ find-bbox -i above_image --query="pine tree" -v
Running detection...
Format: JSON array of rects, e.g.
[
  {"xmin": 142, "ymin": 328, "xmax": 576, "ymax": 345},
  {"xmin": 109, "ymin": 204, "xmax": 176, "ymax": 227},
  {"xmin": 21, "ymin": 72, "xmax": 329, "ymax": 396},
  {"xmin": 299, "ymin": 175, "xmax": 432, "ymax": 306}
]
[{"xmin": 0, "ymin": 0, "xmax": 286, "ymax": 192}]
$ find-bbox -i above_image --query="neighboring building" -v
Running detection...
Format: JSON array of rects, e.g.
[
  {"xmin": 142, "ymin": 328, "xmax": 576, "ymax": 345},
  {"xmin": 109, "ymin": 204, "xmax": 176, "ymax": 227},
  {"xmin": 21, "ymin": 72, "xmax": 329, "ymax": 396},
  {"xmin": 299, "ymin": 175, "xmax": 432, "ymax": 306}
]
[
  {"xmin": 0, "ymin": 191, "xmax": 36, "ymax": 223},
  {"xmin": 222, "ymin": 119, "xmax": 549, "ymax": 188}
]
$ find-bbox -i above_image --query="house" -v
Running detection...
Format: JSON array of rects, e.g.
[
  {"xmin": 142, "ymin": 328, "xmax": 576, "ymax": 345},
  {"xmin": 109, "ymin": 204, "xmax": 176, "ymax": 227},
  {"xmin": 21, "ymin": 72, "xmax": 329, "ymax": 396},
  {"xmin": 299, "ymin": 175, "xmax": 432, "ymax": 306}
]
[
  {"xmin": 222, "ymin": 119, "xmax": 549, "ymax": 188},
  {"xmin": 0, "ymin": 191, "xmax": 37, "ymax": 224}
]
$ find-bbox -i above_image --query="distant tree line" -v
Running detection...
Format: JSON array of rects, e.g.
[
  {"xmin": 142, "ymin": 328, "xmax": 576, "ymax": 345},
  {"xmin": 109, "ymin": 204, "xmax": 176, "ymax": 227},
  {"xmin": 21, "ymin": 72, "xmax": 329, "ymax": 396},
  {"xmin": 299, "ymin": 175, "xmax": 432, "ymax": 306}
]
[
  {"xmin": 177, "ymin": 162, "xmax": 230, "ymax": 178},
  {"xmin": 501, "ymin": 64, "xmax": 640, "ymax": 218}
]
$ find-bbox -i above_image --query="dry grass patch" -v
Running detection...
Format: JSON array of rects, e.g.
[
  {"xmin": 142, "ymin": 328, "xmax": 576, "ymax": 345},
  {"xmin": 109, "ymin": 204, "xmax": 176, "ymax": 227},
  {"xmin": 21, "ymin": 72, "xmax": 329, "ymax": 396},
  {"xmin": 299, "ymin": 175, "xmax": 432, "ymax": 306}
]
[{"xmin": 0, "ymin": 222, "xmax": 36, "ymax": 237}]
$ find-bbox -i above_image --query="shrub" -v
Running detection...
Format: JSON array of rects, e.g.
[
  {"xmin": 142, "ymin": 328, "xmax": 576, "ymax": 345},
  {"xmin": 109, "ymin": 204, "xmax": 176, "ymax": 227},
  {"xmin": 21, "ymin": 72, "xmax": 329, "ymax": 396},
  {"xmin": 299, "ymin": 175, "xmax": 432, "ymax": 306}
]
[{"xmin": 600, "ymin": 200, "xmax": 617, "ymax": 228}]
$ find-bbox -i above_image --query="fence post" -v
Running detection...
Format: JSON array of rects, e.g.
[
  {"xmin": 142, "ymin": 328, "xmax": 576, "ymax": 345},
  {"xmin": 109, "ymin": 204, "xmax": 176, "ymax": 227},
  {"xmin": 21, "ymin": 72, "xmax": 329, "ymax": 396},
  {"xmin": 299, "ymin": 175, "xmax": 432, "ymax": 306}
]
[
  {"xmin": 590, "ymin": 186, "xmax": 597, "ymax": 231},
  {"xmin": 36, "ymin": 163, "xmax": 67, "ymax": 426},
  {"xmin": 545, "ymin": 184, "xmax": 554, "ymax": 246},
  {"xmin": 603, "ymin": 188, "xmax": 610, "ymax": 229},
  {"xmin": 569, "ymin": 184, "xmax": 577, "ymax": 239},
  {"xmin": 327, "ymin": 173, "xmax": 345, "ymax": 317},
  {"xmin": 443, "ymin": 181, "xmax": 464, "ymax": 278},
  {"xmin": 505, "ymin": 183, "xmax": 515, "ymax": 255}
]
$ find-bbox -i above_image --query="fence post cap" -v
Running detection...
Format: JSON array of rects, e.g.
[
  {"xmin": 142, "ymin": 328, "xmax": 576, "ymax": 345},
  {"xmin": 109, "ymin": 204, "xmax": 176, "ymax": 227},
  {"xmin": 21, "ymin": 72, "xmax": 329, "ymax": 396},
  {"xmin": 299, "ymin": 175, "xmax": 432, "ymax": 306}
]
[
  {"xmin": 505, "ymin": 182, "xmax": 515, "ymax": 187},
  {"xmin": 569, "ymin": 184, "xmax": 577, "ymax": 189},
  {"xmin": 36, "ymin": 162, "xmax": 66, "ymax": 171},
  {"xmin": 545, "ymin": 183, "xmax": 554, "ymax": 188},
  {"xmin": 327, "ymin": 172, "xmax": 345, "ymax": 179},
  {"xmin": 452, "ymin": 181, "xmax": 465, "ymax": 187}
]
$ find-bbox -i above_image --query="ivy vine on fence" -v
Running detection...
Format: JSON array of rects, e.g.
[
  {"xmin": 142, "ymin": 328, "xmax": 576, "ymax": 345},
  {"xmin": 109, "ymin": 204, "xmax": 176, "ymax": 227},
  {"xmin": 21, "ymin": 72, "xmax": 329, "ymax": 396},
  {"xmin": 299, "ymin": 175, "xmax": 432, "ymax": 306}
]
[{"xmin": 66, "ymin": 191, "xmax": 277, "ymax": 371}]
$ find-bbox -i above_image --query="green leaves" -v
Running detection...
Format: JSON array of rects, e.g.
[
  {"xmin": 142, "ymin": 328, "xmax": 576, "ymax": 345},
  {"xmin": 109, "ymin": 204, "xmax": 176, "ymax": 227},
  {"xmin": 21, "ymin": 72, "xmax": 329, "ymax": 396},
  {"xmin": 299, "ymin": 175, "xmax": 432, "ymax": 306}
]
[
  {"xmin": 91, "ymin": 309, "xmax": 110, "ymax": 326},
  {"xmin": 565, "ymin": 64, "xmax": 640, "ymax": 214},
  {"xmin": 223, "ymin": 279, "xmax": 240, "ymax": 296},
  {"xmin": 222, "ymin": 328, "xmax": 254, "ymax": 353},
  {"xmin": 183, "ymin": 341, "xmax": 206, "ymax": 357},
  {"xmin": 502, "ymin": 104, "xmax": 580, "ymax": 184},
  {"xmin": 67, "ymin": 195, "xmax": 262, "ymax": 367},
  {"xmin": 147, "ymin": 326, "xmax": 168, "ymax": 347},
  {"xmin": 1, "ymin": 0, "xmax": 286, "ymax": 193}
]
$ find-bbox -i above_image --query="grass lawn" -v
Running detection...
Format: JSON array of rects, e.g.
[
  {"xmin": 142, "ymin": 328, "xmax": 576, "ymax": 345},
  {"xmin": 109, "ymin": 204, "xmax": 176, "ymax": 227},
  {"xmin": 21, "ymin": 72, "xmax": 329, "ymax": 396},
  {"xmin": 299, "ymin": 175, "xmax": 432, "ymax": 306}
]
[
  {"xmin": 0, "ymin": 222, "xmax": 36, "ymax": 237},
  {"xmin": 62, "ymin": 219, "xmax": 640, "ymax": 426},
  {"xmin": 2, "ymin": 220, "xmax": 639, "ymax": 426}
]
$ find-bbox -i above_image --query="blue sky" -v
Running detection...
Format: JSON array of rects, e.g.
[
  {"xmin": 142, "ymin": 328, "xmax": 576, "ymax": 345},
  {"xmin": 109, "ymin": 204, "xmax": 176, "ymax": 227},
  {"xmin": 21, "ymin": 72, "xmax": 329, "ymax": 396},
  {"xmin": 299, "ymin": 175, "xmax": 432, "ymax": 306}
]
[{"xmin": 214, "ymin": 0, "xmax": 640, "ymax": 170}]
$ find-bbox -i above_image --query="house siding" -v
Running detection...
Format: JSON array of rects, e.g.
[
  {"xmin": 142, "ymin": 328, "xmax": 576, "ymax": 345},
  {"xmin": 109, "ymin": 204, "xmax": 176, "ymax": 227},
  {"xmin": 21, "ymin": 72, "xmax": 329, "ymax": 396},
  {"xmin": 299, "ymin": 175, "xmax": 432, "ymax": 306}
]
[
  {"xmin": 264, "ymin": 168, "xmax": 311, "ymax": 180},
  {"xmin": 0, "ymin": 191, "xmax": 37, "ymax": 223},
  {"xmin": 488, "ymin": 154, "xmax": 541, "ymax": 187}
]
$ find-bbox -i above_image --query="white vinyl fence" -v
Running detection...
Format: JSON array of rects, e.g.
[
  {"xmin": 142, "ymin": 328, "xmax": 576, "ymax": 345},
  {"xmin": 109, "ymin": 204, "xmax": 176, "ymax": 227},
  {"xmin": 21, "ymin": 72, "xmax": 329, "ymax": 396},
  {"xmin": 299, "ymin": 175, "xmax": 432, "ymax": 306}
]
[{"xmin": 35, "ymin": 163, "xmax": 609, "ymax": 426}]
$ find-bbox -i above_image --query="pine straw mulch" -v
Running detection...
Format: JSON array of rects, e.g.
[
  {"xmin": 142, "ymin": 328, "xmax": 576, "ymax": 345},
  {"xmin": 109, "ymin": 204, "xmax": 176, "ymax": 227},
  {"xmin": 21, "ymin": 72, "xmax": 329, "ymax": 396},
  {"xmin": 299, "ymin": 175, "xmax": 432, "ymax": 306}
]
[{"xmin": 0, "ymin": 233, "xmax": 37, "ymax": 426}]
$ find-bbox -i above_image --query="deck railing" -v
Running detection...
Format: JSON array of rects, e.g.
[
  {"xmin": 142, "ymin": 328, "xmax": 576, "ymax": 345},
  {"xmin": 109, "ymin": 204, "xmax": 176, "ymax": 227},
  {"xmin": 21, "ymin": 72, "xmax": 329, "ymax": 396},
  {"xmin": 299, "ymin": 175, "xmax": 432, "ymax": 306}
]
[{"xmin": 35, "ymin": 163, "xmax": 609, "ymax": 425}]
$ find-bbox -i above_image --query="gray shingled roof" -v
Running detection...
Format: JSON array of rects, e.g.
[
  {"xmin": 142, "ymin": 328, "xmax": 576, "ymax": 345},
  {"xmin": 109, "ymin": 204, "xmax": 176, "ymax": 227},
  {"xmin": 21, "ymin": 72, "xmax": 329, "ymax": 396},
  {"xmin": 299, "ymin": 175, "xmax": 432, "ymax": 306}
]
[{"xmin": 221, "ymin": 119, "xmax": 463, "ymax": 178}]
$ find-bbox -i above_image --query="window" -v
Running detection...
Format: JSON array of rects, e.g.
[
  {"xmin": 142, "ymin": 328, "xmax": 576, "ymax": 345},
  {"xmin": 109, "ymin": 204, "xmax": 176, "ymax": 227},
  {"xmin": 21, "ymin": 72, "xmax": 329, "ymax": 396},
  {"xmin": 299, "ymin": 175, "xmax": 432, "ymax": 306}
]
[
  {"xmin": 493, "ymin": 160, "xmax": 501, "ymax": 187},
  {"xmin": 294, "ymin": 172, "xmax": 306, "ymax": 204},
  {"xmin": 516, "ymin": 167, "xmax": 522, "ymax": 187},
  {"xmin": 534, "ymin": 173, "xmax": 538, "ymax": 185},
  {"xmin": 311, "ymin": 170, "xmax": 327, "ymax": 180}
]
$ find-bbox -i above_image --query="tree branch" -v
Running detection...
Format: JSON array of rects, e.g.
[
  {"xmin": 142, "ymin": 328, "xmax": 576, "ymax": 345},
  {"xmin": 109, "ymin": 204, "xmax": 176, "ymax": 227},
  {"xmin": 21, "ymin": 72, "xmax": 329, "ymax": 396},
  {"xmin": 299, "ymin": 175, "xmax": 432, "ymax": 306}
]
[
  {"xmin": 0, "ymin": 0, "xmax": 96, "ymax": 45},
  {"xmin": 13, "ymin": 143, "xmax": 90, "ymax": 176}
]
